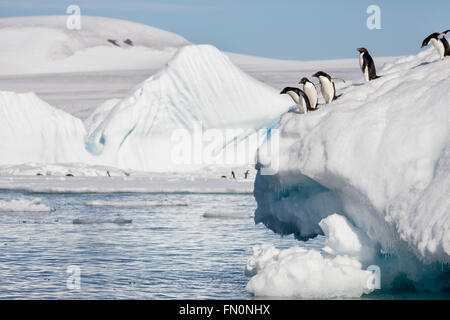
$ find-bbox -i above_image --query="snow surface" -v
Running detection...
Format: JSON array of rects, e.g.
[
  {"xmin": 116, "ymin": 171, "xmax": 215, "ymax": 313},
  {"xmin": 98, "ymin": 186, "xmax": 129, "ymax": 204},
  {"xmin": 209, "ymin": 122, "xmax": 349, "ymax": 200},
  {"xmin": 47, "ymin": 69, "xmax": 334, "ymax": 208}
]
[
  {"xmin": 0, "ymin": 175, "xmax": 253, "ymax": 194},
  {"xmin": 253, "ymin": 47, "xmax": 450, "ymax": 294},
  {"xmin": 0, "ymin": 16, "xmax": 189, "ymax": 75},
  {"xmin": 0, "ymin": 198, "xmax": 54, "ymax": 212}
]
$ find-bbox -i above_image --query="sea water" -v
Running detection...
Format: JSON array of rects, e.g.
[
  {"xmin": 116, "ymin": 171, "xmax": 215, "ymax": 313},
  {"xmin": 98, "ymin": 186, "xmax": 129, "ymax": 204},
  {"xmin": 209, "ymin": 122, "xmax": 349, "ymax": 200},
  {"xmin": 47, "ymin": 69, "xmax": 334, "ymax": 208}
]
[
  {"xmin": 0, "ymin": 190, "xmax": 448, "ymax": 300},
  {"xmin": 0, "ymin": 191, "xmax": 311, "ymax": 299}
]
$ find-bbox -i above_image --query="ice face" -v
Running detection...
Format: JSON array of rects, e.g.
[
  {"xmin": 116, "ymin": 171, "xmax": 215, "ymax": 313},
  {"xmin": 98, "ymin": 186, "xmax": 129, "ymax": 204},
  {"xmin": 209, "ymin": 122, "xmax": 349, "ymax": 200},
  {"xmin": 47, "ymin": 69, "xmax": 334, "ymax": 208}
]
[{"xmin": 253, "ymin": 47, "xmax": 450, "ymax": 293}]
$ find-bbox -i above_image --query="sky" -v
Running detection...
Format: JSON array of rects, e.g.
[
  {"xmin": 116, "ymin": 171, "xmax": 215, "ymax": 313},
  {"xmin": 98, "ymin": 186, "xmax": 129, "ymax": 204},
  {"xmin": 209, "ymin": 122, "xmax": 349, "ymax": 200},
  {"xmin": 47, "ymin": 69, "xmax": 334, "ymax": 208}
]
[{"xmin": 0, "ymin": 0, "xmax": 449, "ymax": 60}]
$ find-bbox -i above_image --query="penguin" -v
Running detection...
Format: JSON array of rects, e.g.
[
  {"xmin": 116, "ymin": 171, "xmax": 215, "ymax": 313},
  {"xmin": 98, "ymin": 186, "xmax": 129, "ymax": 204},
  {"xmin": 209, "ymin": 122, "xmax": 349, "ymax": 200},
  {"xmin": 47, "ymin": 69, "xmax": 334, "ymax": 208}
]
[
  {"xmin": 280, "ymin": 87, "xmax": 311, "ymax": 114},
  {"xmin": 298, "ymin": 77, "xmax": 319, "ymax": 110},
  {"xmin": 357, "ymin": 48, "xmax": 381, "ymax": 81},
  {"xmin": 421, "ymin": 30, "xmax": 450, "ymax": 60},
  {"xmin": 311, "ymin": 72, "xmax": 344, "ymax": 105}
]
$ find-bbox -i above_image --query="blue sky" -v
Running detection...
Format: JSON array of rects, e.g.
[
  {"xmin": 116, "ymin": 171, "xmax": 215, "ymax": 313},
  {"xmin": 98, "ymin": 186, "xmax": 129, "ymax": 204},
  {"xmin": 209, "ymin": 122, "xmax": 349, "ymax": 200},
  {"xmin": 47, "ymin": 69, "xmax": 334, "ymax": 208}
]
[{"xmin": 1, "ymin": 0, "xmax": 449, "ymax": 60}]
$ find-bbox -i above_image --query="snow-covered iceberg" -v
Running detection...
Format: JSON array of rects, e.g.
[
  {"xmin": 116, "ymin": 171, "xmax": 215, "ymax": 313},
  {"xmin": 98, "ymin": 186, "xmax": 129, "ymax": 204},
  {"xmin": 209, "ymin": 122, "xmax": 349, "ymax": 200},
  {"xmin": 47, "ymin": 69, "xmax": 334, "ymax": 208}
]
[
  {"xmin": 85, "ymin": 44, "xmax": 291, "ymax": 171},
  {"xmin": 0, "ymin": 44, "xmax": 291, "ymax": 172},
  {"xmin": 251, "ymin": 48, "xmax": 450, "ymax": 296},
  {"xmin": 0, "ymin": 16, "xmax": 189, "ymax": 74}
]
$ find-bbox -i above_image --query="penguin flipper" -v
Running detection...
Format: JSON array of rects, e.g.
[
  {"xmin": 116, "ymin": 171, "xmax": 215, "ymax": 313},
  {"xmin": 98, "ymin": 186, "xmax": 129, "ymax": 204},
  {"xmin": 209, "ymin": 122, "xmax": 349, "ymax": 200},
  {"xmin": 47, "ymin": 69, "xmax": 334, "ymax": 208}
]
[
  {"xmin": 333, "ymin": 93, "xmax": 343, "ymax": 100},
  {"xmin": 438, "ymin": 30, "xmax": 450, "ymax": 39},
  {"xmin": 331, "ymin": 78, "xmax": 345, "ymax": 83}
]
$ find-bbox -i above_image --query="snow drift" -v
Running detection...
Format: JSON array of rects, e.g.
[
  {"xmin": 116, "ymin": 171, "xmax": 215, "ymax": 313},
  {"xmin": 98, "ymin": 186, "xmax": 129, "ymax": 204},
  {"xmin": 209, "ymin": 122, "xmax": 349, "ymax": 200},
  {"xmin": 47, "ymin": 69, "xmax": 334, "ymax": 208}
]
[
  {"xmin": 0, "ymin": 16, "xmax": 189, "ymax": 74},
  {"xmin": 251, "ymin": 47, "xmax": 450, "ymax": 296}
]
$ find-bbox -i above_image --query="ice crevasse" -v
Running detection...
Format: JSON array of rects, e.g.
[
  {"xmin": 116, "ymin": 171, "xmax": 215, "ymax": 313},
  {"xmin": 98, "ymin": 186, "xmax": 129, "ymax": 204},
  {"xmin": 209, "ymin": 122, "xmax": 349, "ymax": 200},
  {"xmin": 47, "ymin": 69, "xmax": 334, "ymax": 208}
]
[{"xmin": 249, "ymin": 48, "xmax": 450, "ymax": 297}]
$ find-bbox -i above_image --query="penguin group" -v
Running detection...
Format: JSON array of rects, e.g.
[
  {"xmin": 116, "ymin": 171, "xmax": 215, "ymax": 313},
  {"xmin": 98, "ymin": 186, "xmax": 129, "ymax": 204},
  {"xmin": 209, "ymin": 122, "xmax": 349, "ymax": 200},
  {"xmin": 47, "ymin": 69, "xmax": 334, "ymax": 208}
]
[
  {"xmin": 280, "ymin": 71, "xmax": 345, "ymax": 114},
  {"xmin": 281, "ymin": 29, "xmax": 449, "ymax": 114}
]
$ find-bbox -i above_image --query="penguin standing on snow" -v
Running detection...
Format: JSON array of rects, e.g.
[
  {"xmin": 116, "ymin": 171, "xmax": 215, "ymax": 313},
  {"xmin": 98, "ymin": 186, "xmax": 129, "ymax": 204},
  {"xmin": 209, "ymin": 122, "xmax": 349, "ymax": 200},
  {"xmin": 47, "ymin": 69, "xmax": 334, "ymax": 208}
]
[
  {"xmin": 280, "ymin": 87, "xmax": 311, "ymax": 114},
  {"xmin": 421, "ymin": 30, "xmax": 450, "ymax": 60},
  {"xmin": 357, "ymin": 48, "xmax": 381, "ymax": 81},
  {"xmin": 298, "ymin": 77, "xmax": 319, "ymax": 110},
  {"xmin": 311, "ymin": 71, "xmax": 344, "ymax": 105}
]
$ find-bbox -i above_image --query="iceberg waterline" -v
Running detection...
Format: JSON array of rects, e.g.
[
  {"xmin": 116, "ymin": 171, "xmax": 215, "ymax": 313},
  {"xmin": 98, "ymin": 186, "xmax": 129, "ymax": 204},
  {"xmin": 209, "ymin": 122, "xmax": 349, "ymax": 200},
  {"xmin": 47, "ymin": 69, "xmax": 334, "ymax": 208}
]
[
  {"xmin": 0, "ymin": 44, "xmax": 292, "ymax": 172},
  {"xmin": 251, "ymin": 47, "xmax": 450, "ymax": 296}
]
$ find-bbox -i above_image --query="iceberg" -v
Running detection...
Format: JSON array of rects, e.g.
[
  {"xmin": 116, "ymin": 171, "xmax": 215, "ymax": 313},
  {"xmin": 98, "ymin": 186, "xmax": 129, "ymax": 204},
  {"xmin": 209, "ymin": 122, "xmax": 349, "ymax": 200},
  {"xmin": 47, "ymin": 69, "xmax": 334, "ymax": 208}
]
[
  {"xmin": 85, "ymin": 44, "xmax": 292, "ymax": 171},
  {"xmin": 251, "ymin": 48, "xmax": 450, "ymax": 296},
  {"xmin": 0, "ymin": 91, "xmax": 89, "ymax": 165},
  {"xmin": 0, "ymin": 44, "xmax": 292, "ymax": 173}
]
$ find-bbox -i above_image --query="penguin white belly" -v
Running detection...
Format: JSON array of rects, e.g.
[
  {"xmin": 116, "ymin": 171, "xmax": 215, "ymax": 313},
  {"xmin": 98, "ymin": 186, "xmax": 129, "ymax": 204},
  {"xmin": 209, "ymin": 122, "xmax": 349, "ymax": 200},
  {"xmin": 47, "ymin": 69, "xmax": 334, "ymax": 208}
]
[
  {"xmin": 364, "ymin": 66, "xmax": 369, "ymax": 81},
  {"xmin": 360, "ymin": 53, "xmax": 369, "ymax": 81},
  {"xmin": 287, "ymin": 91, "xmax": 301, "ymax": 105},
  {"xmin": 319, "ymin": 76, "xmax": 334, "ymax": 104},
  {"xmin": 298, "ymin": 97, "xmax": 307, "ymax": 114},
  {"xmin": 430, "ymin": 38, "xmax": 445, "ymax": 60},
  {"xmin": 304, "ymin": 83, "xmax": 318, "ymax": 109}
]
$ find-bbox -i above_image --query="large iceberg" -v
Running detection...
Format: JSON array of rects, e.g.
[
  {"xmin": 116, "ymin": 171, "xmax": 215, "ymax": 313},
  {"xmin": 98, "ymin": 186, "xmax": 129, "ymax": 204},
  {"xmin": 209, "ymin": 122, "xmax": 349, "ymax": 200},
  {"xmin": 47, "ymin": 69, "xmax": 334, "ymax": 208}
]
[
  {"xmin": 251, "ymin": 48, "xmax": 450, "ymax": 296},
  {"xmin": 0, "ymin": 44, "xmax": 291, "ymax": 172},
  {"xmin": 85, "ymin": 44, "xmax": 291, "ymax": 171}
]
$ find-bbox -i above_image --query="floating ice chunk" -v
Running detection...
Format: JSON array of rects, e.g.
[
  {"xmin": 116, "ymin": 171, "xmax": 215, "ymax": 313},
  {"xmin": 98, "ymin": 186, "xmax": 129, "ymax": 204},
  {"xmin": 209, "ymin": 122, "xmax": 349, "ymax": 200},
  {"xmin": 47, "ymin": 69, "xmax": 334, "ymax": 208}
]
[
  {"xmin": 245, "ymin": 244, "xmax": 374, "ymax": 299},
  {"xmin": 319, "ymin": 214, "xmax": 377, "ymax": 263},
  {"xmin": 72, "ymin": 218, "xmax": 102, "ymax": 225},
  {"xmin": 0, "ymin": 198, "xmax": 54, "ymax": 212},
  {"xmin": 112, "ymin": 217, "xmax": 132, "ymax": 224},
  {"xmin": 203, "ymin": 210, "xmax": 252, "ymax": 219},
  {"xmin": 85, "ymin": 200, "xmax": 188, "ymax": 207}
]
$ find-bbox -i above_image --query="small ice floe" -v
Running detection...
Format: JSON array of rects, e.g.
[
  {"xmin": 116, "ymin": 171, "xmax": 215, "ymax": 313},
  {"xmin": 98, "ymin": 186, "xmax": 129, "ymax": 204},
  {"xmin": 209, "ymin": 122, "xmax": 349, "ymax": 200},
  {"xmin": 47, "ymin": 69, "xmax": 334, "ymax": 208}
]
[
  {"xmin": 72, "ymin": 218, "xmax": 102, "ymax": 225},
  {"xmin": 85, "ymin": 200, "xmax": 188, "ymax": 207},
  {"xmin": 0, "ymin": 198, "xmax": 54, "ymax": 212},
  {"xmin": 112, "ymin": 216, "xmax": 132, "ymax": 224},
  {"xmin": 72, "ymin": 216, "xmax": 132, "ymax": 225},
  {"xmin": 203, "ymin": 210, "xmax": 252, "ymax": 219}
]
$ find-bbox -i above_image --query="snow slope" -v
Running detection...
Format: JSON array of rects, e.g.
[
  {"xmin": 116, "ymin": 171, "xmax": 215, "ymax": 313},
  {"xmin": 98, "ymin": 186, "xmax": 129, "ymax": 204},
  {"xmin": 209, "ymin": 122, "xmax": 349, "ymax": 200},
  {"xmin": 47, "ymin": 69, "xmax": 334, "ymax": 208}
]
[
  {"xmin": 251, "ymin": 47, "xmax": 450, "ymax": 296},
  {"xmin": 85, "ymin": 44, "xmax": 292, "ymax": 171},
  {"xmin": 0, "ymin": 91, "xmax": 89, "ymax": 165},
  {"xmin": 0, "ymin": 16, "xmax": 189, "ymax": 75}
]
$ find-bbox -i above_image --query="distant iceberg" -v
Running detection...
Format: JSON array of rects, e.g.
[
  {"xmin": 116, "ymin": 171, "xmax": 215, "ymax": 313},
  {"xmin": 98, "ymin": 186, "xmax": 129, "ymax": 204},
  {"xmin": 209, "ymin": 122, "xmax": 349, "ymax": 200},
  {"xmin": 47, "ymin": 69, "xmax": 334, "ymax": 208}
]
[{"xmin": 0, "ymin": 44, "xmax": 291, "ymax": 173}]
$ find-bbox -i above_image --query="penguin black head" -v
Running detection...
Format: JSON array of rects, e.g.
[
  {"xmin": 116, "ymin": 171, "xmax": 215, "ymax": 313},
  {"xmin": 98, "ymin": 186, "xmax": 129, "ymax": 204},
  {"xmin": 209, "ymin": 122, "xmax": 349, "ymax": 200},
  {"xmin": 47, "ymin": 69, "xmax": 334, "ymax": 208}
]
[
  {"xmin": 298, "ymin": 77, "xmax": 310, "ymax": 85},
  {"xmin": 357, "ymin": 47, "xmax": 368, "ymax": 54},
  {"xmin": 421, "ymin": 33, "xmax": 439, "ymax": 48},
  {"xmin": 280, "ymin": 87, "xmax": 299, "ymax": 95},
  {"xmin": 312, "ymin": 71, "xmax": 330, "ymax": 80}
]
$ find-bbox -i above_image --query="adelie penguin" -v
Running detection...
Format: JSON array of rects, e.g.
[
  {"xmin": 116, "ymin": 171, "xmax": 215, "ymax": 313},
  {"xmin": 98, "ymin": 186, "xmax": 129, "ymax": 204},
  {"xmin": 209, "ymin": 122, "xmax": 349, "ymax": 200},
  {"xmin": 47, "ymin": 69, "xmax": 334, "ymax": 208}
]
[
  {"xmin": 298, "ymin": 77, "xmax": 319, "ymax": 110},
  {"xmin": 280, "ymin": 87, "xmax": 311, "ymax": 114},
  {"xmin": 311, "ymin": 71, "xmax": 344, "ymax": 105},
  {"xmin": 421, "ymin": 30, "xmax": 450, "ymax": 60},
  {"xmin": 357, "ymin": 48, "xmax": 381, "ymax": 81}
]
